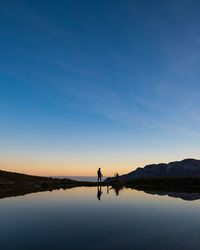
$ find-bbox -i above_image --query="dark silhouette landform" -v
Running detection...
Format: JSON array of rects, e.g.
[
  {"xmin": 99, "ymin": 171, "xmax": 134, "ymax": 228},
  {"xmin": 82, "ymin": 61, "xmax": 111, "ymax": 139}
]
[
  {"xmin": 105, "ymin": 159, "xmax": 200, "ymax": 182},
  {"xmin": 105, "ymin": 159, "xmax": 200, "ymax": 190}
]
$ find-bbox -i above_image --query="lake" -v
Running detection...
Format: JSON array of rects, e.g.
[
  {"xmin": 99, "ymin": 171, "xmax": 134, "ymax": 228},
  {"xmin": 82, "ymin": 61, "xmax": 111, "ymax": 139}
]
[{"xmin": 1, "ymin": 186, "xmax": 200, "ymax": 250}]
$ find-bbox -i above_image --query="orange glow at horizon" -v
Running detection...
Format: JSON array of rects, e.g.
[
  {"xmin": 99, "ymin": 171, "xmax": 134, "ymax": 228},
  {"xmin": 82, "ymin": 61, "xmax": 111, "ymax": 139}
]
[
  {"xmin": 0, "ymin": 160, "xmax": 139, "ymax": 177},
  {"xmin": 0, "ymin": 156, "xmax": 150, "ymax": 177},
  {"xmin": 1, "ymin": 153, "xmax": 199, "ymax": 177}
]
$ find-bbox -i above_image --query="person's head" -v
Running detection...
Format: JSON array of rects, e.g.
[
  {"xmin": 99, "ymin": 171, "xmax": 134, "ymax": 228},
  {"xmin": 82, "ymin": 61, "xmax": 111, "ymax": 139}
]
[{"xmin": 99, "ymin": 168, "xmax": 101, "ymax": 170}]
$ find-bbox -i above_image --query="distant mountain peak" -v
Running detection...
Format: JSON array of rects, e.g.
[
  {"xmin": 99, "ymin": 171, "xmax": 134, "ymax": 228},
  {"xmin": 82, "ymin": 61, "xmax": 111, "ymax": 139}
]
[{"xmin": 105, "ymin": 158, "xmax": 200, "ymax": 182}]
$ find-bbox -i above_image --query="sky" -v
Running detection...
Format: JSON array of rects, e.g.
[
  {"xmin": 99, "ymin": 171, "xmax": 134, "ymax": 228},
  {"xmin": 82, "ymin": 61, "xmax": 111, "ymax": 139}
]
[{"xmin": 0, "ymin": 0, "xmax": 200, "ymax": 176}]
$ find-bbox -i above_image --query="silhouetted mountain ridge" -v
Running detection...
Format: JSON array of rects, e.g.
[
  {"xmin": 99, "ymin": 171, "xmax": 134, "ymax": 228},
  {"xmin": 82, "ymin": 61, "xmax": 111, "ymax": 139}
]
[{"xmin": 105, "ymin": 159, "xmax": 200, "ymax": 182}]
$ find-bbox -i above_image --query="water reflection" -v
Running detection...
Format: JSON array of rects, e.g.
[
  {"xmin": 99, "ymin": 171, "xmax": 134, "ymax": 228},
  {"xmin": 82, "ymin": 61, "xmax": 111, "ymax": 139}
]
[
  {"xmin": 100, "ymin": 185, "xmax": 200, "ymax": 201},
  {"xmin": 112, "ymin": 185, "xmax": 123, "ymax": 196},
  {"xmin": 97, "ymin": 185, "xmax": 103, "ymax": 200},
  {"xmin": 1, "ymin": 185, "xmax": 200, "ymax": 201},
  {"xmin": 1, "ymin": 186, "xmax": 200, "ymax": 250},
  {"xmin": 144, "ymin": 190, "xmax": 200, "ymax": 201},
  {"xmin": 96, "ymin": 184, "xmax": 123, "ymax": 200},
  {"xmin": 107, "ymin": 184, "xmax": 109, "ymax": 194}
]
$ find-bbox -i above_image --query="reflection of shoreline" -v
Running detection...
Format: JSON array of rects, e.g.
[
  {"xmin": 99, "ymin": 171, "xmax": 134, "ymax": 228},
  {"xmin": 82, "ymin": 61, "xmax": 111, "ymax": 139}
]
[
  {"xmin": 130, "ymin": 186, "xmax": 200, "ymax": 201},
  {"xmin": 145, "ymin": 191, "xmax": 200, "ymax": 201},
  {"xmin": 0, "ymin": 186, "xmax": 76, "ymax": 200},
  {"xmin": 1, "ymin": 186, "xmax": 200, "ymax": 202}
]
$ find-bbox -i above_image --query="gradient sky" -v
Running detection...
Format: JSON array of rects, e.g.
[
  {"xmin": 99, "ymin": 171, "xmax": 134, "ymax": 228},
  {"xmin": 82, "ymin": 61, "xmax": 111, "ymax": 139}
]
[{"xmin": 1, "ymin": 0, "xmax": 200, "ymax": 176}]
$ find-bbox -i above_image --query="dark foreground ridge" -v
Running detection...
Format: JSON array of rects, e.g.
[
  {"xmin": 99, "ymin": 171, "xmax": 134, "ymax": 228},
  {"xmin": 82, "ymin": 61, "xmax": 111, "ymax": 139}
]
[
  {"xmin": 0, "ymin": 169, "xmax": 107, "ymax": 192},
  {"xmin": 105, "ymin": 158, "xmax": 200, "ymax": 182}
]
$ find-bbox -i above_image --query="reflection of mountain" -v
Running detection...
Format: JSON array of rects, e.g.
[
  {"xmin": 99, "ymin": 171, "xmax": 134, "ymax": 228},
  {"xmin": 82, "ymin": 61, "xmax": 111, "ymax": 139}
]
[
  {"xmin": 105, "ymin": 159, "xmax": 200, "ymax": 182},
  {"xmin": 1, "ymin": 186, "xmax": 200, "ymax": 202},
  {"xmin": 132, "ymin": 187, "xmax": 200, "ymax": 201}
]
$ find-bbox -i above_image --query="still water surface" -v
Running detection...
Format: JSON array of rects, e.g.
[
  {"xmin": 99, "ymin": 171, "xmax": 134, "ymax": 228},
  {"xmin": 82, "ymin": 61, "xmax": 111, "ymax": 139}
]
[{"xmin": 0, "ymin": 186, "xmax": 200, "ymax": 250}]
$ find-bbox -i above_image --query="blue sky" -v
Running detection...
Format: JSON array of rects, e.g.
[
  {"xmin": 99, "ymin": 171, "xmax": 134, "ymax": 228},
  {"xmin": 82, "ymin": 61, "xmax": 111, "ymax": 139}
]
[{"xmin": 0, "ymin": 0, "xmax": 200, "ymax": 176}]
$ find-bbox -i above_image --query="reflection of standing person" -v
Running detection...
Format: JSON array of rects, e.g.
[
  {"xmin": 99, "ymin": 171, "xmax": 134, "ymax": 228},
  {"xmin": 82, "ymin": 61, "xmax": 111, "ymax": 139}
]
[
  {"xmin": 107, "ymin": 184, "xmax": 109, "ymax": 194},
  {"xmin": 97, "ymin": 168, "xmax": 103, "ymax": 183},
  {"xmin": 97, "ymin": 185, "xmax": 103, "ymax": 201}
]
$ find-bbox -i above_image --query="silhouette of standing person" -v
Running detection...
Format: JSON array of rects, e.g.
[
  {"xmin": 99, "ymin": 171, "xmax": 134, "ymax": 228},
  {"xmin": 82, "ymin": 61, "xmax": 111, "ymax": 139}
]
[
  {"xmin": 115, "ymin": 172, "xmax": 119, "ymax": 182},
  {"xmin": 97, "ymin": 185, "xmax": 103, "ymax": 200},
  {"xmin": 97, "ymin": 168, "xmax": 103, "ymax": 183}
]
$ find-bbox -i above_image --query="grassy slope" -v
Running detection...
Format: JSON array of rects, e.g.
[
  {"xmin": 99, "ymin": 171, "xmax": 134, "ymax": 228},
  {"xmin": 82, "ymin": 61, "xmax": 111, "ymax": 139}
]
[
  {"xmin": 0, "ymin": 169, "xmax": 78, "ymax": 188},
  {"xmin": 0, "ymin": 169, "xmax": 107, "ymax": 189}
]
